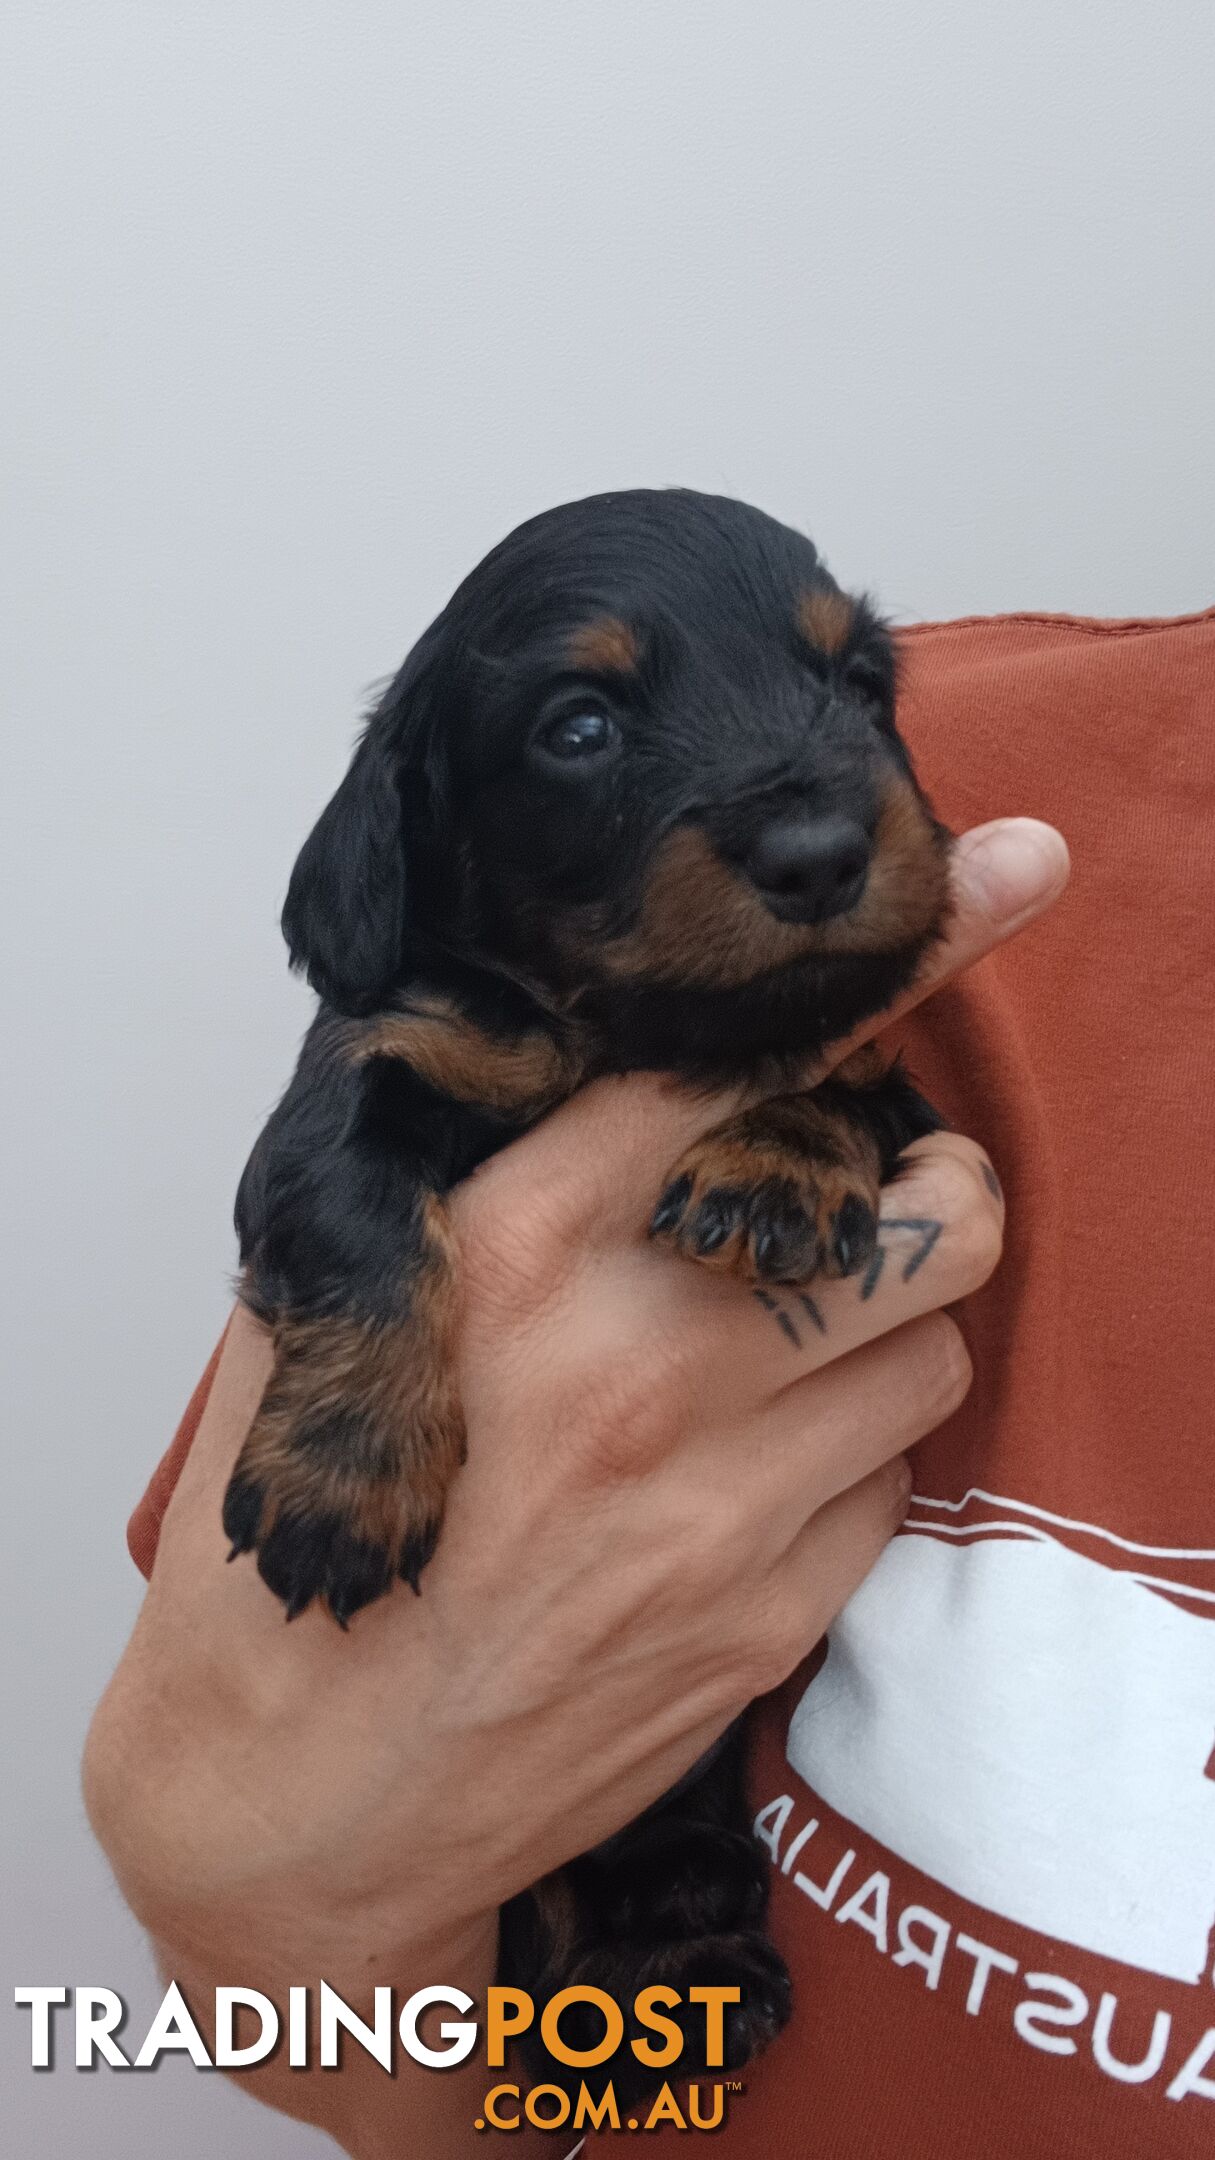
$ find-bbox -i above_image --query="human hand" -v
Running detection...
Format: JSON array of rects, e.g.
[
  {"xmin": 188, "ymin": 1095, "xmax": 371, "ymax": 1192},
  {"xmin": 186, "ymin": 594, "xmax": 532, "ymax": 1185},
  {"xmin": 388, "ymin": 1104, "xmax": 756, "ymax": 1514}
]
[{"xmin": 84, "ymin": 816, "xmax": 1066, "ymax": 2149}]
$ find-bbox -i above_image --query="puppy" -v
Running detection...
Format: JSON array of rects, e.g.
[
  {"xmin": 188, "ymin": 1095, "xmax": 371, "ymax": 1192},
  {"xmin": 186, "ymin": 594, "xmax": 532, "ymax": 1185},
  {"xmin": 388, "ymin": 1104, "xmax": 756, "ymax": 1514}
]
[{"xmin": 225, "ymin": 489, "xmax": 950, "ymax": 2097}]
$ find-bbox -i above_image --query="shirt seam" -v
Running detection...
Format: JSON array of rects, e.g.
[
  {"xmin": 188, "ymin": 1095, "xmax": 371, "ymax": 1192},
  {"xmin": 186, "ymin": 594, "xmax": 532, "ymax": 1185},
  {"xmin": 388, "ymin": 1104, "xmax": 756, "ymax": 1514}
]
[{"xmin": 897, "ymin": 606, "xmax": 1215, "ymax": 640}]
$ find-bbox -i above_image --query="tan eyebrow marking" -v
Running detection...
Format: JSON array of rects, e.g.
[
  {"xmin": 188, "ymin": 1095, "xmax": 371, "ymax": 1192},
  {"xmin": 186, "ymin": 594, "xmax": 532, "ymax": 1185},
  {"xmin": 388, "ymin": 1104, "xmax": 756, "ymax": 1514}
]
[
  {"xmin": 568, "ymin": 614, "xmax": 639, "ymax": 675},
  {"xmin": 797, "ymin": 587, "xmax": 855, "ymax": 657}
]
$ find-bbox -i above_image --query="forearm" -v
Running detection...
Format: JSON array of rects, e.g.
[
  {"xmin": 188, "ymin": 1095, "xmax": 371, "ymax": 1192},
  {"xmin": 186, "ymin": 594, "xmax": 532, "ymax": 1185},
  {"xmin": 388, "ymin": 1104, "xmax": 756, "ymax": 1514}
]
[{"xmin": 85, "ymin": 1666, "xmax": 546, "ymax": 2158}]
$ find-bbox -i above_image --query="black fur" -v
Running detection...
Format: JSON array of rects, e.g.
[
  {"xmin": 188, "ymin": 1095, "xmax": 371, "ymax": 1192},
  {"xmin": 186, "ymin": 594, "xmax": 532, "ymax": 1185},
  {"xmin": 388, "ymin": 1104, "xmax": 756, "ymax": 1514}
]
[{"xmin": 227, "ymin": 488, "xmax": 949, "ymax": 2097}]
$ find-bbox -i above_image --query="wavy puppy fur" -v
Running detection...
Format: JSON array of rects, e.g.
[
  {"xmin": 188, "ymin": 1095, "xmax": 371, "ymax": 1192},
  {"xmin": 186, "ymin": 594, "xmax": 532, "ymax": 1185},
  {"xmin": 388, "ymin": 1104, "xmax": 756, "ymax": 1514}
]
[{"xmin": 226, "ymin": 488, "xmax": 950, "ymax": 2092}]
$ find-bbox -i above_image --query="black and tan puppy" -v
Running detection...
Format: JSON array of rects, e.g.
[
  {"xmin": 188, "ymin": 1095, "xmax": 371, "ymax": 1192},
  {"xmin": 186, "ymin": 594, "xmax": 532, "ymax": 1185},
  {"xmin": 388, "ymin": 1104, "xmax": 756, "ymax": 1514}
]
[{"xmin": 225, "ymin": 488, "xmax": 950, "ymax": 2096}]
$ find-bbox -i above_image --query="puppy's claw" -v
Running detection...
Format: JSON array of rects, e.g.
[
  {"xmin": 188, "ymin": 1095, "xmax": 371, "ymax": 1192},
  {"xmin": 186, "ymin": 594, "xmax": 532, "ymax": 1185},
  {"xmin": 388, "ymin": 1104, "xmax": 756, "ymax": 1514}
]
[
  {"xmin": 690, "ymin": 1189, "xmax": 745, "ymax": 1256},
  {"xmin": 650, "ymin": 1175, "xmax": 693, "ymax": 1236},
  {"xmin": 330, "ymin": 1530, "xmax": 396, "ymax": 1623},
  {"xmin": 222, "ymin": 1472, "xmax": 262, "ymax": 1557},
  {"xmin": 399, "ymin": 1521, "xmax": 440, "ymax": 1595},
  {"xmin": 831, "ymin": 1192, "xmax": 879, "ymax": 1275}
]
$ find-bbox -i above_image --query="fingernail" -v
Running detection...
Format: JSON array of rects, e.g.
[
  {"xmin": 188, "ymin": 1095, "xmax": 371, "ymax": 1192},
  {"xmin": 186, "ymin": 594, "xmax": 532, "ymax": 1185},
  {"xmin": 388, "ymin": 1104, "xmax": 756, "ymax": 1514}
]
[
  {"xmin": 979, "ymin": 1158, "xmax": 1003, "ymax": 1204},
  {"xmin": 953, "ymin": 819, "xmax": 1070, "ymax": 924}
]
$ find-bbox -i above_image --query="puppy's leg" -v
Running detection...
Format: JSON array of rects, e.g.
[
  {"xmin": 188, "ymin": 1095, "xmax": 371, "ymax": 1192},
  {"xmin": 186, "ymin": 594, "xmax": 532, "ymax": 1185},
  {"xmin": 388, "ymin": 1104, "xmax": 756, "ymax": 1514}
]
[
  {"xmin": 650, "ymin": 1054, "xmax": 940, "ymax": 1286},
  {"xmin": 500, "ymin": 1729, "xmax": 791, "ymax": 2109},
  {"xmin": 223, "ymin": 1193, "xmax": 463, "ymax": 1624}
]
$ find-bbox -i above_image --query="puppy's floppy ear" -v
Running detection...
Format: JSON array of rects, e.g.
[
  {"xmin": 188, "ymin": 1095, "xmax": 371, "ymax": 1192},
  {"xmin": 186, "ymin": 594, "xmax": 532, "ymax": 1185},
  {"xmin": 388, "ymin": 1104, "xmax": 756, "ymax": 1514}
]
[
  {"xmin": 281, "ymin": 724, "xmax": 407, "ymax": 1013},
  {"xmin": 282, "ymin": 627, "xmax": 445, "ymax": 1013}
]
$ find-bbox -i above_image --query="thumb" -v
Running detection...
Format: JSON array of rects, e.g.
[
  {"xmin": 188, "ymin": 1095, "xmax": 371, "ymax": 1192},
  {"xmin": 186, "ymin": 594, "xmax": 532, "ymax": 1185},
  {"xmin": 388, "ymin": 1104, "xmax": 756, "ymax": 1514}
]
[
  {"xmin": 939, "ymin": 815, "xmax": 1070, "ymax": 952},
  {"xmin": 820, "ymin": 816, "xmax": 1070, "ymax": 1070}
]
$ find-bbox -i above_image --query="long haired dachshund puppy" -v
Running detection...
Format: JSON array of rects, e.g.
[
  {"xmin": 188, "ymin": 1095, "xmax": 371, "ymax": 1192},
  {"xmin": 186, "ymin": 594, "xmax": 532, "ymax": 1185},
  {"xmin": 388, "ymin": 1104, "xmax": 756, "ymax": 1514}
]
[{"xmin": 226, "ymin": 489, "xmax": 949, "ymax": 2098}]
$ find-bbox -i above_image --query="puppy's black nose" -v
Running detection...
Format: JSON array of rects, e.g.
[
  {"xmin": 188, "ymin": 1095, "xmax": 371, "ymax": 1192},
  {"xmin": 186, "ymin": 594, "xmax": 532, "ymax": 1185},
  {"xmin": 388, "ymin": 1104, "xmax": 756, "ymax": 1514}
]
[{"xmin": 744, "ymin": 814, "xmax": 871, "ymax": 923}]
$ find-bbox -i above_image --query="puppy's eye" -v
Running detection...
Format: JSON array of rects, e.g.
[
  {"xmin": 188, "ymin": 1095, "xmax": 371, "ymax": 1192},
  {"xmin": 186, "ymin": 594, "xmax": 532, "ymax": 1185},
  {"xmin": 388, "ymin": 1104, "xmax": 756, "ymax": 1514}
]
[{"xmin": 536, "ymin": 710, "xmax": 621, "ymax": 761}]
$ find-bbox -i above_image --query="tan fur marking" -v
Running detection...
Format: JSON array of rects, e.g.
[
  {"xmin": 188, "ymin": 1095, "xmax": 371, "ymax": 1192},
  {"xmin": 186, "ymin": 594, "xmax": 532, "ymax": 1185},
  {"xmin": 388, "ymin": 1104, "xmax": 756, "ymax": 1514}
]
[
  {"xmin": 568, "ymin": 614, "xmax": 639, "ymax": 675},
  {"xmin": 798, "ymin": 587, "xmax": 855, "ymax": 657},
  {"xmin": 590, "ymin": 778, "xmax": 947, "ymax": 992},
  {"xmin": 343, "ymin": 994, "xmax": 584, "ymax": 1117},
  {"xmin": 833, "ymin": 1042, "xmax": 887, "ymax": 1087},
  {"xmin": 232, "ymin": 1194, "xmax": 464, "ymax": 1583}
]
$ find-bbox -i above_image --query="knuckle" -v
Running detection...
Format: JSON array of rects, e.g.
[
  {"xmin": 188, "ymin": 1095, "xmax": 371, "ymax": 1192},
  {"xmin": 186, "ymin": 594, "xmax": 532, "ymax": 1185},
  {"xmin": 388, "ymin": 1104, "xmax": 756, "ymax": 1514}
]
[
  {"xmin": 744, "ymin": 1595, "xmax": 814, "ymax": 1696},
  {"xmin": 560, "ymin": 1346, "xmax": 687, "ymax": 1484},
  {"xmin": 842, "ymin": 1458, "xmax": 915, "ymax": 1578},
  {"xmin": 457, "ymin": 1180, "xmax": 571, "ymax": 1319},
  {"xmin": 640, "ymin": 1322, "xmax": 704, "ymax": 1420}
]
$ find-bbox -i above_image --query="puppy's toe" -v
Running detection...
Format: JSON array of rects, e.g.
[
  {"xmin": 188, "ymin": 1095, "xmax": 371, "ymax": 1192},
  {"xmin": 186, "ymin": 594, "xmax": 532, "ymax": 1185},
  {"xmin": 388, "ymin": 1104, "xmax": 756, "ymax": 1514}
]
[
  {"xmin": 260, "ymin": 1506, "xmax": 394, "ymax": 1626},
  {"xmin": 652, "ymin": 1118, "xmax": 881, "ymax": 1287},
  {"xmin": 222, "ymin": 1444, "xmax": 444, "ymax": 1626},
  {"xmin": 828, "ymin": 1186, "xmax": 881, "ymax": 1276},
  {"xmin": 716, "ymin": 1934, "xmax": 794, "ymax": 2067},
  {"xmin": 746, "ymin": 1164, "xmax": 879, "ymax": 1283},
  {"xmin": 806, "ymin": 1166, "xmax": 881, "ymax": 1281},
  {"xmin": 650, "ymin": 1171, "xmax": 751, "ymax": 1269},
  {"xmin": 746, "ymin": 1179, "xmax": 822, "ymax": 1281}
]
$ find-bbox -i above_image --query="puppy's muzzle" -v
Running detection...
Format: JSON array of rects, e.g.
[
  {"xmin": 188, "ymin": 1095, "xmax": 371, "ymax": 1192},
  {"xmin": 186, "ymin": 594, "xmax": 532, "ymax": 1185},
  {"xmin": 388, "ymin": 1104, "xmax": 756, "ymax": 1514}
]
[{"xmin": 742, "ymin": 811, "xmax": 872, "ymax": 925}]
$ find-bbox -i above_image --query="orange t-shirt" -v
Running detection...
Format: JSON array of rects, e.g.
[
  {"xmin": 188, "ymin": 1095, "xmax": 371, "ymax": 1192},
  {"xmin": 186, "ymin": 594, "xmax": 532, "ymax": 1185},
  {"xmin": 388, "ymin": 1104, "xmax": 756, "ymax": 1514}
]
[{"xmin": 129, "ymin": 607, "xmax": 1215, "ymax": 2157}]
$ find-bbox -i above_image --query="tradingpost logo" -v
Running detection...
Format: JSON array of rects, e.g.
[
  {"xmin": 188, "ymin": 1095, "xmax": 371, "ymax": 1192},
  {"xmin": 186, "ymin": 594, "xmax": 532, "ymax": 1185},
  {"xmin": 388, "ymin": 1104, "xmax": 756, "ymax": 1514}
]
[{"xmin": 14, "ymin": 1979, "xmax": 747, "ymax": 2134}]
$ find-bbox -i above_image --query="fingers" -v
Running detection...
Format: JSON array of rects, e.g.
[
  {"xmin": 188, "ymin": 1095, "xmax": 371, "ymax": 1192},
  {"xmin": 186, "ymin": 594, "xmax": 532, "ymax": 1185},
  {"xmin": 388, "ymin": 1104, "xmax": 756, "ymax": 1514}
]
[
  {"xmin": 556, "ymin": 1131, "xmax": 1001, "ymax": 1441},
  {"xmin": 458, "ymin": 817, "xmax": 1066, "ymax": 1274},
  {"xmin": 948, "ymin": 817, "xmax": 1071, "ymax": 940},
  {"xmin": 734, "ymin": 1317, "xmax": 968, "ymax": 1699},
  {"xmin": 728, "ymin": 1457, "xmax": 916, "ymax": 1701},
  {"xmin": 752, "ymin": 1309, "xmax": 971, "ymax": 1527},
  {"xmin": 744, "ymin": 1129, "xmax": 999, "ymax": 1401}
]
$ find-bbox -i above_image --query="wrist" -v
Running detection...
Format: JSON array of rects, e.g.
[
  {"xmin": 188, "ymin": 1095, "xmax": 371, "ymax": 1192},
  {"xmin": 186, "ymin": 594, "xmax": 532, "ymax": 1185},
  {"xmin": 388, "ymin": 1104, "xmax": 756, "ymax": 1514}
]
[{"xmin": 84, "ymin": 1651, "xmax": 497, "ymax": 1989}]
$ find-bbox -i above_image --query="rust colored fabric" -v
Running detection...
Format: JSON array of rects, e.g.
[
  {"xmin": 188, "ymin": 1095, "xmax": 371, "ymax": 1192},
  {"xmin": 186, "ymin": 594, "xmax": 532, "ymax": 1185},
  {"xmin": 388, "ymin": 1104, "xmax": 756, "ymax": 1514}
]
[
  {"xmin": 129, "ymin": 608, "xmax": 1215, "ymax": 2154},
  {"xmin": 126, "ymin": 1322, "xmax": 227, "ymax": 1580}
]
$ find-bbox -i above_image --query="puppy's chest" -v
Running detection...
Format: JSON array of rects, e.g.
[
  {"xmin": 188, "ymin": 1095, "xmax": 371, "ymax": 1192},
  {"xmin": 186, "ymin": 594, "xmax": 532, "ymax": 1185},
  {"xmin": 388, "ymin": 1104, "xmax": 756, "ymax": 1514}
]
[{"xmin": 346, "ymin": 979, "xmax": 818, "ymax": 1173}]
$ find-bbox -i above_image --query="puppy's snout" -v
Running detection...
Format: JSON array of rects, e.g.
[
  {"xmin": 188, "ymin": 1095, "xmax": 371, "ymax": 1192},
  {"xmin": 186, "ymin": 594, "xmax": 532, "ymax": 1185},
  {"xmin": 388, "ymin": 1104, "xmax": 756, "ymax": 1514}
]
[{"xmin": 744, "ymin": 813, "xmax": 871, "ymax": 924}]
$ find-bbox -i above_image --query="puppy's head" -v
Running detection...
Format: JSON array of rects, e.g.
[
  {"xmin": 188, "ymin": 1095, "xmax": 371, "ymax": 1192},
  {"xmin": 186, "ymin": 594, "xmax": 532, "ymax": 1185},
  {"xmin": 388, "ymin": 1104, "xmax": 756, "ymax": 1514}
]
[{"xmin": 283, "ymin": 490, "xmax": 949, "ymax": 1062}]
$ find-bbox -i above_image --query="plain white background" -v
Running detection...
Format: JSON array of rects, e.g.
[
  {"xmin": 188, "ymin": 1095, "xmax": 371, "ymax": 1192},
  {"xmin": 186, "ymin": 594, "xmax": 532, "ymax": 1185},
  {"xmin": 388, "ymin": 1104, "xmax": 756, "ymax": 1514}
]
[{"xmin": 2, "ymin": 3, "xmax": 1212, "ymax": 2151}]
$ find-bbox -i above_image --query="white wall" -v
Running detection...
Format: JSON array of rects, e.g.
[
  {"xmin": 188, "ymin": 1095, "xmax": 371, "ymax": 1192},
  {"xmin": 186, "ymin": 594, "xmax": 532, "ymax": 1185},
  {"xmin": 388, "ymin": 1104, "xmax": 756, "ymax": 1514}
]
[{"xmin": 2, "ymin": 3, "xmax": 1211, "ymax": 2150}]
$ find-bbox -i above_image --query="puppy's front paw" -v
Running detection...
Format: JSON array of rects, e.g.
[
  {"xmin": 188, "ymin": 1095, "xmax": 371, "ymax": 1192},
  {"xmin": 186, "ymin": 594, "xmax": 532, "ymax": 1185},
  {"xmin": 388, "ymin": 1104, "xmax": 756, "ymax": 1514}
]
[
  {"xmin": 223, "ymin": 1449, "xmax": 441, "ymax": 1626},
  {"xmin": 650, "ymin": 1104, "xmax": 881, "ymax": 1285},
  {"xmin": 222, "ymin": 1314, "xmax": 463, "ymax": 1624}
]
